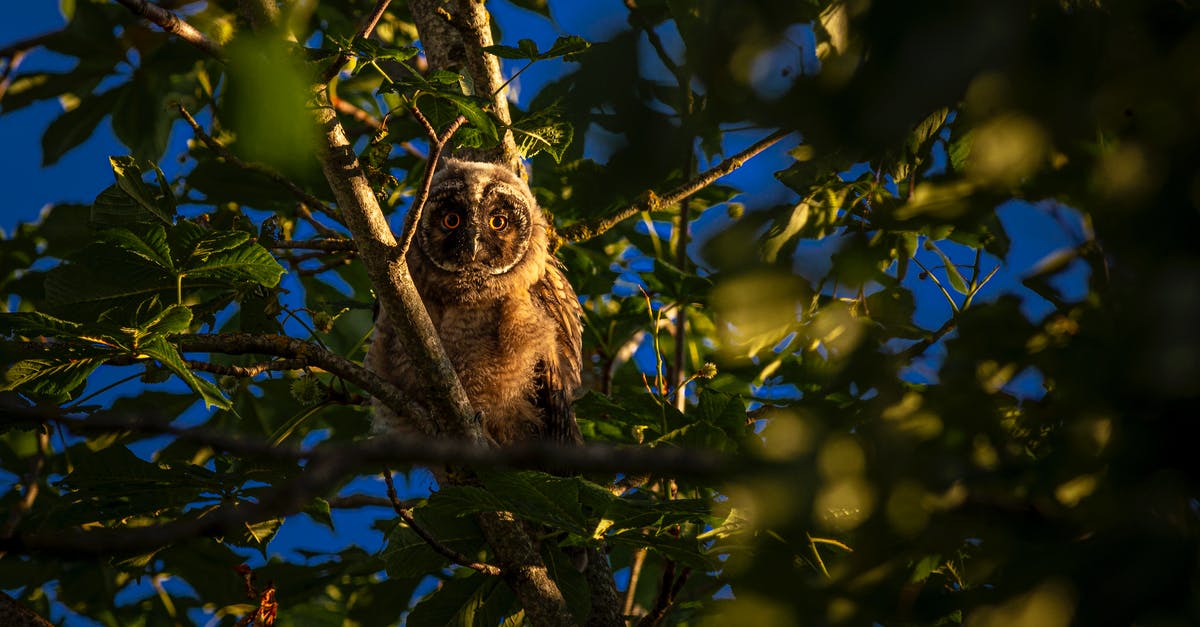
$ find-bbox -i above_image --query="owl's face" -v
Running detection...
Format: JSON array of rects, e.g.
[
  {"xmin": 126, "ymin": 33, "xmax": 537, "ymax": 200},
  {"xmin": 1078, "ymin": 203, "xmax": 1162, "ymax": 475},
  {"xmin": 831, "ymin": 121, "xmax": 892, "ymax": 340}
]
[{"xmin": 414, "ymin": 160, "xmax": 548, "ymax": 295}]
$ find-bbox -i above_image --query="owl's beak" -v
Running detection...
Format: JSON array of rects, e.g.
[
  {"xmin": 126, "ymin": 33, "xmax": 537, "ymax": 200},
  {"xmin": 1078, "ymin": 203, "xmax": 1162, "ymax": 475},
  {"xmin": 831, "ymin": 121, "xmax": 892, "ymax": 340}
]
[{"xmin": 468, "ymin": 232, "xmax": 481, "ymax": 260}]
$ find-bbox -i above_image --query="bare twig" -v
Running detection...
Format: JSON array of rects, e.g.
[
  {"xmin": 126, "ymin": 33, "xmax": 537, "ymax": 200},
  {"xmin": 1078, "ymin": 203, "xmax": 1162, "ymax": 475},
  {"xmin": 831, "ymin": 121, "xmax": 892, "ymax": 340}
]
[
  {"xmin": 176, "ymin": 104, "xmax": 344, "ymax": 225},
  {"xmin": 0, "ymin": 50, "xmax": 26, "ymax": 102},
  {"xmin": 557, "ymin": 129, "xmax": 792, "ymax": 244},
  {"xmin": 898, "ymin": 317, "xmax": 958, "ymax": 361},
  {"xmin": 320, "ymin": 0, "xmax": 395, "ymax": 84},
  {"xmin": 327, "ymin": 494, "xmax": 398, "ymax": 509},
  {"xmin": 114, "ymin": 0, "xmax": 224, "ymax": 60},
  {"xmin": 270, "ymin": 238, "xmax": 357, "ymax": 251},
  {"xmin": 383, "ymin": 470, "xmax": 502, "ymax": 576},
  {"xmin": 296, "ymin": 203, "xmax": 345, "ymax": 239},
  {"xmin": 397, "ymin": 109, "xmax": 467, "ymax": 259},
  {"xmin": 298, "ymin": 257, "xmax": 353, "ymax": 276}
]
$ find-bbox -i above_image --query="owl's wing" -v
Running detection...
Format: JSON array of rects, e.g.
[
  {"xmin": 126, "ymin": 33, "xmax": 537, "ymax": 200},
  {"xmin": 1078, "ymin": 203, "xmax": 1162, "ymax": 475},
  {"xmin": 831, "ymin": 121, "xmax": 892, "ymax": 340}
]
[{"xmin": 531, "ymin": 259, "xmax": 584, "ymax": 445}]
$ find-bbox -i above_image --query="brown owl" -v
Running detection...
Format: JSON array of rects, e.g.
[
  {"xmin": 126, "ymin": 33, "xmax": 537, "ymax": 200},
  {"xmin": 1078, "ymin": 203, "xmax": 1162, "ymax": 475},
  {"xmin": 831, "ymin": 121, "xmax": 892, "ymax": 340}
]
[{"xmin": 366, "ymin": 159, "xmax": 584, "ymax": 446}]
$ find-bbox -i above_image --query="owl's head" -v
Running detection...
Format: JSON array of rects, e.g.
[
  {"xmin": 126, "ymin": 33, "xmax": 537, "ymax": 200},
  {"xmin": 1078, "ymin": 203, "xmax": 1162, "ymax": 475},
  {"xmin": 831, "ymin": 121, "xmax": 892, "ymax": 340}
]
[{"xmin": 413, "ymin": 160, "xmax": 549, "ymax": 298}]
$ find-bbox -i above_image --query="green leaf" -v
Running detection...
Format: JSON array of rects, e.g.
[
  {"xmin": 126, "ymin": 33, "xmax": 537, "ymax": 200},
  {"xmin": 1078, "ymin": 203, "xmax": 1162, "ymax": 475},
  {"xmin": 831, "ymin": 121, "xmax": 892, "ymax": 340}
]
[
  {"xmin": 1, "ymin": 355, "xmax": 108, "ymax": 403},
  {"xmin": 407, "ymin": 574, "xmax": 510, "ymax": 627},
  {"xmin": 180, "ymin": 235, "xmax": 285, "ymax": 288},
  {"xmin": 541, "ymin": 35, "xmax": 591, "ymax": 60},
  {"xmin": 139, "ymin": 304, "xmax": 193, "ymax": 337},
  {"xmin": 109, "ymin": 156, "xmax": 176, "ymax": 225},
  {"xmin": 139, "ymin": 336, "xmax": 230, "ymax": 409},
  {"xmin": 305, "ymin": 498, "xmax": 335, "ymax": 531},
  {"xmin": 923, "ymin": 240, "xmax": 969, "ymax": 294},
  {"xmin": 0, "ymin": 311, "xmax": 84, "ymax": 337},
  {"xmin": 97, "ymin": 226, "xmax": 175, "ymax": 271},
  {"xmin": 111, "ymin": 71, "xmax": 173, "ymax": 164},
  {"xmin": 41, "ymin": 86, "xmax": 125, "ymax": 166},
  {"xmin": 0, "ymin": 64, "xmax": 110, "ymax": 114}
]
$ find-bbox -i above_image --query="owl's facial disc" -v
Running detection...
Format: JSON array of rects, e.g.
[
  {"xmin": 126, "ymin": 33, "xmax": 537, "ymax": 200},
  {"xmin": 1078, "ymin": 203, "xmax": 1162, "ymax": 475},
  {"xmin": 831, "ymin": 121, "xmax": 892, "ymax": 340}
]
[{"xmin": 419, "ymin": 185, "xmax": 534, "ymax": 277}]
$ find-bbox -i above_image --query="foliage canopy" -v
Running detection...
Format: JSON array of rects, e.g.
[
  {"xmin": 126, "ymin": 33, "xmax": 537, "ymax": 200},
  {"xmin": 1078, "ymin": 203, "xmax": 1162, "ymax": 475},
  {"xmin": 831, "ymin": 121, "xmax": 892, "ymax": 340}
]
[{"xmin": 2, "ymin": 0, "xmax": 1199, "ymax": 625}]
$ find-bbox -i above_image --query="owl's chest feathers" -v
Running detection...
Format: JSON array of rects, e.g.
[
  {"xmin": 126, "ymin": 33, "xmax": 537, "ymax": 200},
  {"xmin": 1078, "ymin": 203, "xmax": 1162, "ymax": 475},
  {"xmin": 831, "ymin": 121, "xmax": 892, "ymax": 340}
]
[{"xmin": 427, "ymin": 296, "xmax": 554, "ymax": 433}]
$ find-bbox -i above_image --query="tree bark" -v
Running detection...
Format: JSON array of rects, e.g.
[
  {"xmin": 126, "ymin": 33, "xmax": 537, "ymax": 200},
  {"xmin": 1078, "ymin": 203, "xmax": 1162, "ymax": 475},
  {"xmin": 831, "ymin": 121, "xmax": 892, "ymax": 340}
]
[{"xmin": 408, "ymin": 0, "xmax": 522, "ymax": 173}]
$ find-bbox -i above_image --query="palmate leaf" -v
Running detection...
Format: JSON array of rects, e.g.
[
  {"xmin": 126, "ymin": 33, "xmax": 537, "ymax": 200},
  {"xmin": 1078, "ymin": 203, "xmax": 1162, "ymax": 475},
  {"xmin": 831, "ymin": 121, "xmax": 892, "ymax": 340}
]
[
  {"xmin": 91, "ymin": 157, "xmax": 176, "ymax": 227},
  {"xmin": 41, "ymin": 86, "xmax": 125, "ymax": 166},
  {"xmin": 97, "ymin": 225, "xmax": 175, "ymax": 271}
]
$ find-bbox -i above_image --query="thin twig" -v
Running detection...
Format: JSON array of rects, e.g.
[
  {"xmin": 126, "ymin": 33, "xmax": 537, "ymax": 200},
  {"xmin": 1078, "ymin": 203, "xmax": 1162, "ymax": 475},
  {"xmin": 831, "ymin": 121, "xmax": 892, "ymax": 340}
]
[
  {"xmin": 396, "ymin": 109, "xmax": 467, "ymax": 260},
  {"xmin": 0, "ymin": 49, "xmax": 26, "ymax": 102},
  {"xmin": 557, "ymin": 129, "xmax": 791, "ymax": 244},
  {"xmin": 327, "ymin": 494, "xmax": 399, "ymax": 509},
  {"xmin": 320, "ymin": 0, "xmax": 394, "ymax": 83},
  {"xmin": 298, "ymin": 257, "xmax": 353, "ymax": 276},
  {"xmin": 383, "ymin": 470, "xmax": 502, "ymax": 576},
  {"xmin": 296, "ymin": 203, "xmax": 345, "ymax": 239},
  {"xmin": 185, "ymin": 358, "xmax": 307, "ymax": 378},
  {"xmin": 114, "ymin": 0, "xmax": 225, "ymax": 60},
  {"xmin": 0, "ymin": 31, "xmax": 57, "ymax": 60},
  {"xmin": 176, "ymin": 103, "xmax": 344, "ymax": 224},
  {"xmin": 270, "ymin": 238, "xmax": 357, "ymax": 251},
  {"xmin": 911, "ymin": 255, "xmax": 960, "ymax": 313},
  {"xmin": 898, "ymin": 317, "xmax": 958, "ymax": 361}
]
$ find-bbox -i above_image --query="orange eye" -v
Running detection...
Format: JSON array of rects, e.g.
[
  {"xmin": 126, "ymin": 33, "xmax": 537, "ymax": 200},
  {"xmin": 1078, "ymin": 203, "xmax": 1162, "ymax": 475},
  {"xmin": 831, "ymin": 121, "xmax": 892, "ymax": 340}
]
[
  {"xmin": 488, "ymin": 215, "xmax": 508, "ymax": 231},
  {"xmin": 442, "ymin": 212, "xmax": 461, "ymax": 229}
]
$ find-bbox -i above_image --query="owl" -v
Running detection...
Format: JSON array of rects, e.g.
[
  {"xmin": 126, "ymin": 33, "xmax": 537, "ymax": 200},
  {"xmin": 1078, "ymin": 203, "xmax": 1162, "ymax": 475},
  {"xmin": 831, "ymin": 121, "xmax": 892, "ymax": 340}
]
[{"xmin": 366, "ymin": 159, "xmax": 584, "ymax": 446}]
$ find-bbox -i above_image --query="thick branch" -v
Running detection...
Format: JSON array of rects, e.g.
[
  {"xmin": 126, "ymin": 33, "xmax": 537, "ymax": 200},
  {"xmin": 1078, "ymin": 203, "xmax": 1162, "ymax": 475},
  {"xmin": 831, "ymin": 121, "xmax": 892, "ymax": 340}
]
[
  {"xmin": 177, "ymin": 104, "xmax": 344, "ymax": 225},
  {"xmin": 477, "ymin": 511, "xmax": 575, "ymax": 624},
  {"xmin": 0, "ymin": 592, "xmax": 52, "ymax": 627},
  {"xmin": 174, "ymin": 332, "xmax": 411, "ymax": 422},
  {"xmin": 0, "ymin": 410, "xmax": 732, "ymax": 558},
  {"xmin": 311, "ymin": 92, "xmax": 480, "ymax": 441},
  {"xmin": 114, "ymin": 0, "xmax": 224, "ymax": 60},
  {"xmin": 557, "ymin": 129, "xmax": 792, "ymax": 244}
]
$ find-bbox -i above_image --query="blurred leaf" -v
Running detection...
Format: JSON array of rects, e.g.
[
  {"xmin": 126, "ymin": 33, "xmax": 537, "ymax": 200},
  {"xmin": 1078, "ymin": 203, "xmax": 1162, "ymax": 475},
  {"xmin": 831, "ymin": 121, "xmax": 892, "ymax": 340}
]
[{"xmin": 41, "ymin": 86, "xmax": 124, "ymax": 166}]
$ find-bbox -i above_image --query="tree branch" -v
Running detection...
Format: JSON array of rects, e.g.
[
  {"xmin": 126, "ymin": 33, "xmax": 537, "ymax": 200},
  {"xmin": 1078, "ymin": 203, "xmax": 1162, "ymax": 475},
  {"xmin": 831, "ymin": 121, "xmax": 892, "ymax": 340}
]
[
  {"xmin": 174, "ymin": 332, "xmax": 412, "ymax": 423},
  {"xmin": 184, "ymin": 358, "xmax": 307, "ymax": 378},
  {"xmin": 408, "ymin": 0, "xmax": 521, "ymax": 171},
  {"xmin": 176, "ymin": 104, "xmax": 344, "ymax": 226},
  {"xmin": 397, "ymin": 108, "xmax": 466, "ymax": 259},
  {"xmin": 556, "ymin": 129, "xmax": 792, "ymax": 245},
  {"xmin": 320, "ymin": 0, "xmax": 395, "ymax": 84},
  {"xmin": 114, "ymin": 0, "xmax": 224, "ymax": 61},
  {"xmin": 383, "ymin": 470, "xmax": 502, "ymax": 576},
  {"xmin": 270, "ymin": 238, "xmax": 357, "ymax": 252},
  {"xmin": 0, "ymin": 409, "xmax": 732, "ymax": 559}
]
